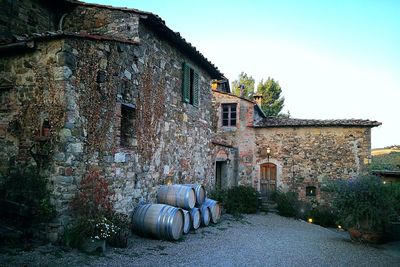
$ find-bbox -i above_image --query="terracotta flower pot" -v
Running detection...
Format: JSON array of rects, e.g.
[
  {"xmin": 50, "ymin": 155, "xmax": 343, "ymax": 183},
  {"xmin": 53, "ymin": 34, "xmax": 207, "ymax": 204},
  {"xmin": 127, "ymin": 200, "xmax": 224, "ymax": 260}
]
[{"xmin": 348, "ymin": 228, "xmax": 384, "ymax": 244}]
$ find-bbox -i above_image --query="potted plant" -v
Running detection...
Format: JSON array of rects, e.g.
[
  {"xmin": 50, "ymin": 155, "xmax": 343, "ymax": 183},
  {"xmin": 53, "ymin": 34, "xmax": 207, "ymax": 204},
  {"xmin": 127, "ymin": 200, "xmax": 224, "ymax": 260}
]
[
  {"xmin": 80, "ymin": 217, "xmax": 118, "ymax": 253},
  {"xmin": 67, "ymin": 168, "xmax": 129, "ymax": 252},
  {"xmin": 332, "ymin": 175, "xmax": 397, "ymax": 244}
]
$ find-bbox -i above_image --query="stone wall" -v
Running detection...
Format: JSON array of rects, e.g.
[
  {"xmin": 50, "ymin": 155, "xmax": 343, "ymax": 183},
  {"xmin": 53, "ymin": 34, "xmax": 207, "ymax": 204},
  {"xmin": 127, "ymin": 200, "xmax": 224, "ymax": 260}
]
[
  {"xmin": 1, "ymin": 15, "xmax": 216, "ymax": 240},
  {"xmin": 0, "ymin": 38, "xmax": 68, "ymax": 174},
  {"xmin": 212, "ymin": 91, "xmax": 258, "ymax": 187},
  {"xmin": 213, "ymin": 91, "xmax": 373, "ymax": 204},
  {"xmin": 254, "ymin": 127, "xmax": 372, "ymax": 203},
  {"xmin": 0, "ymin": 0, "xmax": 59, "ymax": 43},
  {"xmin": 63, "ymin": 5, "xmax": 140, "ymax": 42}
]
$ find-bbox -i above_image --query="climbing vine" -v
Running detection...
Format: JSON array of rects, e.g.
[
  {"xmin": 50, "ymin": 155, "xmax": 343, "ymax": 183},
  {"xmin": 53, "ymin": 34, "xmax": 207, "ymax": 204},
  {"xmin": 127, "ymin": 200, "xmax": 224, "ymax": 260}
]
[
  {"xmin": 75, "ymin": 41, "xmax": 118, "ymax": 155},
  {"xmin": 12, "ymin": 63, "xmax": 67, "ymax": 167},
  {"xmin": 136, "ymin": 63, "xmax": 166, "ymax": 164}
]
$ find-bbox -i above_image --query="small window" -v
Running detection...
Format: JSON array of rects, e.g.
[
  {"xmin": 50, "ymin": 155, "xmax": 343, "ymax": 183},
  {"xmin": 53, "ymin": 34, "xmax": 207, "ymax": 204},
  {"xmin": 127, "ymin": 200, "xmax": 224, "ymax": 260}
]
[
  {"xmin": 182, "ymin": 63, "xmax": 199, "ymax": 107},
  {"xmin": 221, "ymin": 103, "xmax": 237, "ymax": 127},
  {"xmin": 120, "ymin": 104, "xmax": 136, "ymax": 147},
  {"xmin": 306, "ymin": 186, "xmax": 317, "ymax": 197}
]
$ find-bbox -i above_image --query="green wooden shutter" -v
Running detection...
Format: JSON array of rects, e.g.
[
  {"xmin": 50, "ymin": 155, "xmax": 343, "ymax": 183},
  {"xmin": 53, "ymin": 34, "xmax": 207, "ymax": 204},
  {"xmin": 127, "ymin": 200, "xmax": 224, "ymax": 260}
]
[
  {"xmin": 193, "ymin": 71, "xmax": 199, "ymax": 107},
  {"xmin": 182, "ymin": 63, "xmax": 190, "ymax": 103}
]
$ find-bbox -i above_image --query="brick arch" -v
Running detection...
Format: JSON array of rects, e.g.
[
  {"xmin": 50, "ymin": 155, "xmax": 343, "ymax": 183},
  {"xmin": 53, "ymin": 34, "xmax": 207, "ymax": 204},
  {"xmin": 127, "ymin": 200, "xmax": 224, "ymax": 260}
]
[{"xmin": 215, "ymin": 149, "xmax": 228, "ymax": 161}]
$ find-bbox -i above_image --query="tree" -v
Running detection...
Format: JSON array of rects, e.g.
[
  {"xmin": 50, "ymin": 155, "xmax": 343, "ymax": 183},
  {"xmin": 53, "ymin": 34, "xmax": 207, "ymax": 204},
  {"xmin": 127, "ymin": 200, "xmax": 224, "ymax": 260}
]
[
  {"xmin": 256, "ymin": 77, "xmax": 285, "ymax": 117},
  {"xmin": 231, "ymin": 72, "xmax": 255, "ymax": 99}
]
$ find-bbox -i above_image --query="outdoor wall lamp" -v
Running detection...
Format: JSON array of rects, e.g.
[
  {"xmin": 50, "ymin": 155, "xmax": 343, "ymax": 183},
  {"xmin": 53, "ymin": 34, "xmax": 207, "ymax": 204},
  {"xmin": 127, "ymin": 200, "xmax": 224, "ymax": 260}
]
[
  {"xmin": 227, "ymin": 158, "xmax": 231, "ymax": 165},
  {"xmin": 266, "ymin": 146, "xmax": 271, "ymax": 162}
]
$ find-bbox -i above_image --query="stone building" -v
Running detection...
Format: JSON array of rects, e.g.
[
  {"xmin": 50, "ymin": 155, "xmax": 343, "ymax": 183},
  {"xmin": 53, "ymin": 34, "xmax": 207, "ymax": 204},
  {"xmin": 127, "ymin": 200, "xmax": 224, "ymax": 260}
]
[
  {"xmin": 0, "ymin": 0, "xmax": 226, "ymax": 240},
  {"xmin": 0, "ymin": 0, "xmax": 382, "ymax": 241},
  {"xmin": 212, "ymin": 89, "xmax": 381, "ymax": 204}
]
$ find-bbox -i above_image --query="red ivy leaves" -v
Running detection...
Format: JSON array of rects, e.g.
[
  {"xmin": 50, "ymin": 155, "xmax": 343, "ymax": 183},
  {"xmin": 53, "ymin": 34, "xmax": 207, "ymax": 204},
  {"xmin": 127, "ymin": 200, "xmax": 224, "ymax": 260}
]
[{"xmin": 71, "ymin": 168, "xmax": 115, "ymax": 219}]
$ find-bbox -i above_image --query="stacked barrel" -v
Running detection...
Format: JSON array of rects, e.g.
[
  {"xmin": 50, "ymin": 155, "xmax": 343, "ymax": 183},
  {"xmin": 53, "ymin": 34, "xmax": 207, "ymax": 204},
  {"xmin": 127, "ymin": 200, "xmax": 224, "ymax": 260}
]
[{"xmin": 132, "ymin": 184, "xmax": 221, "ymax": 241}]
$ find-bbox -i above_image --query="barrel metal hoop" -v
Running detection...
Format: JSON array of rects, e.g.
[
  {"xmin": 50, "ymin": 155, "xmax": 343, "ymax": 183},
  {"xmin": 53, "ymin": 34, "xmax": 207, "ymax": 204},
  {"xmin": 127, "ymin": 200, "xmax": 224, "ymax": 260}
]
[
  {"xmin": 156, "ymin": 204, "xmax": 168, "ymax": 239},
  {"xmin": 139, "ymin": 204, "xmax": 152, "ymax": 236},
  {"xmin": 175, "ymin": 185, "xmax": 183, "ymax": 207}
]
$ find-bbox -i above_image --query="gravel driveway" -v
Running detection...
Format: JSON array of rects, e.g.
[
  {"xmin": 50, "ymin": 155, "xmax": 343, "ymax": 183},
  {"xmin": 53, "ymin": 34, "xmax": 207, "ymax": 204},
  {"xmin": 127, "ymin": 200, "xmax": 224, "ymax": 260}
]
[{"xmin": 1, "ymin": 213, "xmax": 399, "ymax": 267}]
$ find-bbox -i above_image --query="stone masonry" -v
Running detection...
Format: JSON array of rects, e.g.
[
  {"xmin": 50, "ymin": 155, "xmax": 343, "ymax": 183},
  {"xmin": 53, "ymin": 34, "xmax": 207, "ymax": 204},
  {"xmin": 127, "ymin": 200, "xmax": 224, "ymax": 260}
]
[
  {"xmin": 212, "ymin": 90, "xmax": 381, "ymax": 204},
  {"xmin": 0, "ymin": 0, "xmax": 225, "ymax": 241}
]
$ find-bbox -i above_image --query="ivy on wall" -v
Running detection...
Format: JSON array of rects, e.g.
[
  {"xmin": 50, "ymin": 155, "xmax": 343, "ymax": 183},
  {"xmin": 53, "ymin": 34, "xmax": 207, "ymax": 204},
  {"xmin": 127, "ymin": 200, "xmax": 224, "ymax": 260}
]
[
  {"xmin": 136, "ymin": 63, "xmax": 166, "ymax": 164},
  {"xmin": 11, "ymin": 63, "xmax": 67, "ymax": 167},
  {"xmin": 75, "ymin": 41, "xmax": 118, "ymax": 155}
]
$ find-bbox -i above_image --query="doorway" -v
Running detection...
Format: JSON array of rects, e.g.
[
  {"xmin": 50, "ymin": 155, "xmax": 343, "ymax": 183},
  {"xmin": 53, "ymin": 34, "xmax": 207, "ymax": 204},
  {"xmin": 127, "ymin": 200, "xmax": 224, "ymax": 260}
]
[
  {"xmin": 215, "ymin": 161, "xmax": 227, "ymax": 190},
  {"xmin": 260, "ymin": 163, "xmax": 277, "ymax": 199}
]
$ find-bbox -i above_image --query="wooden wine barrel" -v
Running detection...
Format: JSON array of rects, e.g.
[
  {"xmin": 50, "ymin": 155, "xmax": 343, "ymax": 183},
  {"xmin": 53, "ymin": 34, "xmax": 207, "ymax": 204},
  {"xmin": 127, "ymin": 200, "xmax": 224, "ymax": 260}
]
[
  {"xmin": 203, "ymin": 198, "xmax": 221, "ymax": 224},
  {"xmin": 184, "ymin": 184, "xmax": 206, "ymax": 207},
  {"xmin": 157, "ymin": 185, "xmax": 196, "ymax": 209},
  {"xmin": 200, "ymin": 205, "xmax": 211, "ymax": 226},
  {"xmin": 132, "ymin": 204, "xmax": 184, "ymax": 241},
  {"xmin": 189, "ymin": 207, "xmax": 201, "ymax": 230},
  {"xmin": 182, "ymin": 210, "xmax": 191, "ymax": 234}
]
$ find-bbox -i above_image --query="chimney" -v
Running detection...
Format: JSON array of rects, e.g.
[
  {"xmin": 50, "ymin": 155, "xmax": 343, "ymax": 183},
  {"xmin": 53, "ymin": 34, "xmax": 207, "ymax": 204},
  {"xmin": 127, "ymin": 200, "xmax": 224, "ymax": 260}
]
[{"xmin": 253, "ymin": 92, "xmax": 263, "ymax": 106}]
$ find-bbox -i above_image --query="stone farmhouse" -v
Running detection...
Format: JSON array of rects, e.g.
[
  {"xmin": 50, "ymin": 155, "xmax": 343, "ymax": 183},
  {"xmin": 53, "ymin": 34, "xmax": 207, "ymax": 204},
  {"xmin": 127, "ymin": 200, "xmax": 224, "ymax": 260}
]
[
  {"xmin": 0, "ymin": 0, "xmax": 380, "ymax": 240},
  {"xmin": 0, "ymin": 0, "xmax": 229, "ymax": 239},
  {"xmin": 212, "ymin": 89, "xmax": 380, "ymax": 203}
]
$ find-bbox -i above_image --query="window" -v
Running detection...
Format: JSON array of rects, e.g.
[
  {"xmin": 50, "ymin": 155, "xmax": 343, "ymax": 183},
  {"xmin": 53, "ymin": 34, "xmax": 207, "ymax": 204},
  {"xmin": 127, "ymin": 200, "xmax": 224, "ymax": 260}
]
[
  {"xmin": 120, "ymin": 103, "xmax": 136, "ymax": 147},
  {"xmin": 306, "ymin": 186, "xmax": 317, "ymax": 197},
  {"xmin": 182, "ymin": 63, "xmax": 199, "ymax": 107},
  {"xmin": 221, "ymin": 103, "xmax": 237, "ymax": 127}
]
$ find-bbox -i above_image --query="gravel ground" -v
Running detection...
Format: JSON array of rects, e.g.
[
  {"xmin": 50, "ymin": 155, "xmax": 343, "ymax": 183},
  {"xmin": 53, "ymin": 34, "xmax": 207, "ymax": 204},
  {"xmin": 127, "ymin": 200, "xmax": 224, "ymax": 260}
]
[{"xmin": 1, "ymin": 213, "xmax": 399, "ymax": 267}]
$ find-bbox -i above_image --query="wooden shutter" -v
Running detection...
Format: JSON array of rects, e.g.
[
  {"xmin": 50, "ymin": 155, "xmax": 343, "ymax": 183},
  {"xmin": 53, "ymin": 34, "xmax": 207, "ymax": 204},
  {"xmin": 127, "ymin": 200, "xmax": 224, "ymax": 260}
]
[
  {"xmin": 193, "ymin": 71, "xmax": 199, "ymax": 107},
  {"xmin": 182, "ymin": 63, "xmax": 190, "ymax": 103}
]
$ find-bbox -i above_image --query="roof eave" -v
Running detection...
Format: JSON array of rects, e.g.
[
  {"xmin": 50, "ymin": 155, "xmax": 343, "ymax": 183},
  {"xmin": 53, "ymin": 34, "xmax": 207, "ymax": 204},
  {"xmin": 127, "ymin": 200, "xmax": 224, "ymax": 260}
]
[{"xmin": 141, "ymin": 15, "xmax": 224, "ymax": 79}]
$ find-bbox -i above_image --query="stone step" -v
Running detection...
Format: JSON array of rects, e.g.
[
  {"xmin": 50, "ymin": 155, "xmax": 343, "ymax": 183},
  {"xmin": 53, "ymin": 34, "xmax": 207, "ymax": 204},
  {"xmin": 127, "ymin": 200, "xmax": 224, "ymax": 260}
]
[{"xmin": 268, "ymin": 208, "xmax": 279, "ymax": 213}]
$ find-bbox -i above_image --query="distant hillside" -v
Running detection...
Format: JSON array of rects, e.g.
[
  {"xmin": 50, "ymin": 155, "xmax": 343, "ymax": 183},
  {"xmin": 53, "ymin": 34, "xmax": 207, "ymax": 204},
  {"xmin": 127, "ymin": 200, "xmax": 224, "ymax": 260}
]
[
  {"xmin": 371, "ymin": 146, "xmax": 400, "ymax": 156},
  {"xmin": 370, "ymin": 149, "xmax": 400, "ymax": 171}
]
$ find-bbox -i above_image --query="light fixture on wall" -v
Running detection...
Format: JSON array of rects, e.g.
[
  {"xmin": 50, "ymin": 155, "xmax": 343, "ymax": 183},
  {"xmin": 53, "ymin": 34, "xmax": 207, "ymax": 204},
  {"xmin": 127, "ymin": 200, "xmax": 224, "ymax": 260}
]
[
  {"xmin": 226, "ymin": 158, "xmax": 231, "ymax": 165},
  {"xmin": 266, "ymin": 146, "xmax": 271, "ymax": 162}
]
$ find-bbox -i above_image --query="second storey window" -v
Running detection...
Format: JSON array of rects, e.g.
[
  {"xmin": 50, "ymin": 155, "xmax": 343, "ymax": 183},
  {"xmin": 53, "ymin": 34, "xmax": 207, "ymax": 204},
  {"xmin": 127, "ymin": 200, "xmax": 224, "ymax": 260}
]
[
  {"xmin": 221, "ymin": 103, "xmax": 237, "ymax": 127},
  {"xmin": 182, "ymin": 63, "xmax": 199, "ymax": 107}
]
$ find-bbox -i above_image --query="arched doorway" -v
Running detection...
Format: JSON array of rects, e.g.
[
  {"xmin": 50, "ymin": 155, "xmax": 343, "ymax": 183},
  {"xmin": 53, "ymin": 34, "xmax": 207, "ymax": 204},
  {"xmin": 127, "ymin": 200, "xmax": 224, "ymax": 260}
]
[{"xmin": 260, "ymin": 163, "xmax": 277, "ymax": 199}]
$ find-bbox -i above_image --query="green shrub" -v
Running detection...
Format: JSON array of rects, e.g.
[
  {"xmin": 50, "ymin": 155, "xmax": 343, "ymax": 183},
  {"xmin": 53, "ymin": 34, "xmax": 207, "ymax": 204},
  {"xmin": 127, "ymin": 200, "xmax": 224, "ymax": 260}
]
[
  {"xmin": 209, "ymin": 188, "xmax": 228, "ymax": 204},
  {"xmin": 211, "ymin": 186, "xmax": 259, "ymax": 216},
  {"xmin": 386, "ymin": 183, "xmax": 400, "ymax": 221},
  {"xmin": 0, "ymin": 165, "xmax": 56, "ymax": 227},
  {"xmin": 306, "ymin": 205, "xmax": 337, "ymax": 227},
  {"xmin": 272, "ymin": 190, "xmax": 298, "ymax": 217},
  {"xmin": 369, "ymin": 152, "xmax": 400, "ymax": 171},
  {"xmin": 332, "ymin": 175, "xmax": 396, "ymax": 232}
]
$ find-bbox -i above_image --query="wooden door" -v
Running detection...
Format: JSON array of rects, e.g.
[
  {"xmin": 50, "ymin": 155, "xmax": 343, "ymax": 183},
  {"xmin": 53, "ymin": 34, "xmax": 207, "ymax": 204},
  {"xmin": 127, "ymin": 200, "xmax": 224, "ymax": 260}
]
[{"xmin": 260, "ymin": 163, "xmax": 277, "ymax": 199}]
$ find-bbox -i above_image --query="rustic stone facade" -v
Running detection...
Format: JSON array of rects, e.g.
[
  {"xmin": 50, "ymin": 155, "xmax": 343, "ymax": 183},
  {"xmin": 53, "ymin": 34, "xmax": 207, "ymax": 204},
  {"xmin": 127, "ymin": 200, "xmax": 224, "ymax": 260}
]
[
  {"xmin": 212, "ymin": 90, "xmax": 380, "ymax": 204},
  {"xmin": 0, "ymin": 0, "xmax": 382, "ymax": 241},
  {"xmin": 0, "ymin": 0, "xmax": 59, "ymax": 42},
  {"xmin": 0, "ymin": 1, "xmax": 225, "ymax": 241},
  {"xmin": 254, "ymin": 127, "xmax": 372, "ymax": 203}
]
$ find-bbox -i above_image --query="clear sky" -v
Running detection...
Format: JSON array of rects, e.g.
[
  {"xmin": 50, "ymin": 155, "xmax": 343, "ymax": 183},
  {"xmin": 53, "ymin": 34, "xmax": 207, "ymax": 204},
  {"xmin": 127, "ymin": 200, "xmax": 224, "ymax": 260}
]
[{"xmin": 85, "ymin": 0, "xmax": 399, "ymax": 148}]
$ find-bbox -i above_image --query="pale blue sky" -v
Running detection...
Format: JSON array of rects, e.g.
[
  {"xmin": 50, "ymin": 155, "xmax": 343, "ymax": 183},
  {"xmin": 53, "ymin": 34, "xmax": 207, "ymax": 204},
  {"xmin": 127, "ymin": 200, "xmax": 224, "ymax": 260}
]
[{"xmin": 85, "ymin": 0, "xmax": 399, "ymax": 148}]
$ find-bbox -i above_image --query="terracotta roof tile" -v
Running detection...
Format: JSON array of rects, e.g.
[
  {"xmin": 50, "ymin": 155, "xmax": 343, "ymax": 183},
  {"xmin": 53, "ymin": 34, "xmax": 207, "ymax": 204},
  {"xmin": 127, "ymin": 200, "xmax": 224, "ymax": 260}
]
[
  {"xmin": 66, "ymin": 0, "xmax": 225, "ymax": 79},
  {"xmin": 254, "ymin": 117, "xmax": 382, "ymax": 128}
]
